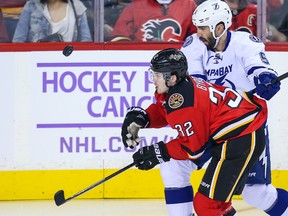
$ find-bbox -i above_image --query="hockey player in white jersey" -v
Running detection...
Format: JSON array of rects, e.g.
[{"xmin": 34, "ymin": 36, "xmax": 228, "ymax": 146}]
[{"xmin": 179, "ymin": 0, "xmax": 288, "ymax": 215}]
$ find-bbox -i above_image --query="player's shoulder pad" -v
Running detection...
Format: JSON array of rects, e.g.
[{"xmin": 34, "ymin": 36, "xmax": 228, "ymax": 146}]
[
  {"xmin": 231, "ymin": 31, "xmax": 265, "ymax": 56},
  {"xmin": 182, "ymin": 35, "xmax": 194, "ymax": 48},
  {"xmin": 165, "ymin": 79, "xmax": 194, "ymax": 114},
  {"xmin": 233, "ymin": 31, "xmax": 263, "ymax": 45},
  {"xmin": 181, "ymin": 34, "xmax": 206, "ymax": 58},
  {"xmin": 182, "ymin": 34, "xmax": 202, "ymax": 48},
  {"xmin": 248, "ymin": 34, "xmax": 262, "ymax": 43}
]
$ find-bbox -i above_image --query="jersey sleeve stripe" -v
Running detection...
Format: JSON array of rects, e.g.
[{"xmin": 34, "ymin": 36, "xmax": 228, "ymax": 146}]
[{"xmin": 212, "ymin": 112, "xmax": 258, "ymax": 140}]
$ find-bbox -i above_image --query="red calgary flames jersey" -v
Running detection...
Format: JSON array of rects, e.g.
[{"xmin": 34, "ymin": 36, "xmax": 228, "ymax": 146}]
[
  {"xmin": 111, "ymin": 0, "xmax": 197, "ymax": 42},
  {"xmin": 229, "ymin": 3, "xmax": 257, "ymax": 36},
  {"xmin": 146, "ymin": 77, "xmax": 267, "ymax": 160}
]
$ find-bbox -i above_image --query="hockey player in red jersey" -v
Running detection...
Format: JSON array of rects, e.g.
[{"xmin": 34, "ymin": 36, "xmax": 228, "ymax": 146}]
[
  {"xmin": 110, "ymin": 0, "xmax": 197, "ymax": 42},
  {"xmin": 121, "ymin": 48, "xmax": 267, "ymax": 216},
  {"xmin": 181, "ymin": 1, "xmax": 287, "ymax": 215}
]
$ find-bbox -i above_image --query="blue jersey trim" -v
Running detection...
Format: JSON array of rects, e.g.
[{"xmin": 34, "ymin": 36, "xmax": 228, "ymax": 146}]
[{"xmin": 247, "ymin": 66, "xmax": 266, "ymax": 76}]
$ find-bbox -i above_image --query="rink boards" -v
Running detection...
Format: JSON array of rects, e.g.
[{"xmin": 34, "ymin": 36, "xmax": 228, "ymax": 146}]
[{"xmin": 0, "ymin": 48, "xmax": 287, "ymax": 200}]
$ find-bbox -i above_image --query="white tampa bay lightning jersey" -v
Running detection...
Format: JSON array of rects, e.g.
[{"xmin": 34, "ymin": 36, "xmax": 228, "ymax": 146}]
[{"xmin": 181, "ymin": 31, "xmax": 276, "ymax": 92}]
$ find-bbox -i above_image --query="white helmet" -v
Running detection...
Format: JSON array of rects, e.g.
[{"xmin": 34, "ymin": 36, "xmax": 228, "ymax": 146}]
[
  {"xmin": 192, "ymin": 0, "xmax": 232, "ymax": 39},
  {"xmin": 156, "ymin": 0, "xmax": 173, "ymax": 4}
]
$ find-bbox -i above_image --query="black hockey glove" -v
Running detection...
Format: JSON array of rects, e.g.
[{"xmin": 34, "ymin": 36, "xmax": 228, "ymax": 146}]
[
  {"xmin": 133, "ymin": 141, "xmax": 170, "ymax": 170},
  {"xmin": 121, "ymin": 107, "xmax": 149, "ymax": 149}
]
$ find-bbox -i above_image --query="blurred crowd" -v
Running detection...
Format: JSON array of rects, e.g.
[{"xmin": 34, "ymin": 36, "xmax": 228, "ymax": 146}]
[{"xmin": 0, "ymin": 0, "xmax": 287, "ymax": 43}]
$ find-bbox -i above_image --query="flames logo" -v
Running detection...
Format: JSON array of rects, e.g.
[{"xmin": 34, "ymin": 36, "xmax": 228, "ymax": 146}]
[
  {"xmin": 141, "ymin": 19, "xmax": 181, "ymax": 42},
  {"xmin": 168, "ymin": 93, "xmax": 184, "ymax": 109}
]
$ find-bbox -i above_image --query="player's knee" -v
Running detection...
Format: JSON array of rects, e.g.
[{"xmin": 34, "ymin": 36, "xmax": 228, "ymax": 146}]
[
  {"xmin": 242, "ymin": 184, "xmax": 277, "ymax": 210},
  {"xmin": 194, "ymin": 192, "xmax": 234, "ymax": 216},
  {"xmin": 160, "ymin": 160, "xmax": 194, "ymax": 187},
  {"xmin": 194, "ymin": 192, "xmax": 212, "ymax": 216}
]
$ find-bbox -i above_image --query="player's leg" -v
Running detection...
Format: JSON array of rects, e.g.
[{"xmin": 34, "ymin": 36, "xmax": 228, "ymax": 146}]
[
  {"xmin": 160, "ymin": 159, "xmax": 197, "ymax": 216},
  {"xmin": 243, "ymin": 184, "xmax": 288, "ymax": 215},
  {"xmin": 160, "ymin": 148, "xmax": 212, "ymax": 216},
  {"xmin": 242, "ymin": 125, "xmax": 288, "ymax": 215},
  {"xmin": 194, "ymin": 192, "xmax": 236, "ymax": 216},
  {"xmin": 195, "ymin": 128, "xmax": 265, "ymax": 215}
]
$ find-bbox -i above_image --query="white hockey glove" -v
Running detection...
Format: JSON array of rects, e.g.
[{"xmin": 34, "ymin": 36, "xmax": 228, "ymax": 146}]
[{"xmin": 121, "ymin": 107, "xmax": 149, "ymax": 149}]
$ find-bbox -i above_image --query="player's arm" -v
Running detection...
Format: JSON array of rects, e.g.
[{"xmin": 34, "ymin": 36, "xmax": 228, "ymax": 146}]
[
  {"xmin": 164, "ymin": 106, "xmax": 209, "ymax": 160},
  {"xmin": 121, "ymin": 93, "xmax": 168, "ymax": 149},
  {"xmin": 145, "ymin": 105, "xmax": 168, "ymax": 128},
  {"xmin": 241, "ymin": 35, "xmax": 280, "ymax": 100},
  {"xmin": 131, "ymin": 107, "xmax": 209, "ymax": 170}
]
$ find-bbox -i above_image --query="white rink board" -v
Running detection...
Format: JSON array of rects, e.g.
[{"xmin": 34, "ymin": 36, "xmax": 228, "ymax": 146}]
[{"xmin": 0, "ymin": 50, "xmax": 287, "ymax": 170}]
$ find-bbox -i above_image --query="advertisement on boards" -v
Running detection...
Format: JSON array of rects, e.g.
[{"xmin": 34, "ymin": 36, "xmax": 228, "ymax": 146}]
[{"xmin": 7, "ymin": 50, "xmax": 176, "ymax": 170}]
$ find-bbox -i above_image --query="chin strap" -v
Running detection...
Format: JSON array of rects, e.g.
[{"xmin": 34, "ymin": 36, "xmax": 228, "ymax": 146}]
[{"xmin": 213, "ymin": 30, "xmax": 226, "ymax": 49}]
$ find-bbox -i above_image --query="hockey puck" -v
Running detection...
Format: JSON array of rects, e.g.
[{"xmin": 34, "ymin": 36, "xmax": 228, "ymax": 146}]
[{"xmin": 63, "ymin": 45, "xmax": 74, "ymax": 57}]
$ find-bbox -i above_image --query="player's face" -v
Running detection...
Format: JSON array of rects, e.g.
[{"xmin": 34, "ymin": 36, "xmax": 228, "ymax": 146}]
[
  {"xmin": 149, "ymin": 71, "xmax": 170, "ymax": 94},
  {"xmin": 196, "ymin": 26, "xmax": 216, "ymax": 50}
]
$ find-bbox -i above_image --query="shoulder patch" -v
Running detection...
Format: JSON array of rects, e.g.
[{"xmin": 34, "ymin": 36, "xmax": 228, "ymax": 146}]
[
  {"xmin": 249, "ymin": 34, "xmax": 262, "ymax": 43},
  {"xmin": 182, "ymin": 35, "xmax": 193, "ymax": 48},
  {"xmin": 165, "ymin": 79, "xmax": 195, "ymax": 114},
  {"xmin": 168, "ymin": 93, "xmax": 184, "ymax": 109}
]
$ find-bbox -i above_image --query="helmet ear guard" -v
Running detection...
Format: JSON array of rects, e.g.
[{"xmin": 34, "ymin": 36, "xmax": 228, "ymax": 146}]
[
  {"xmin": 150, "ymin": 48, "xmax": 188, "ymax": 82},
  {"xmin": 192, "ymin": 0, "xmax": 232, "ymax": 39}
]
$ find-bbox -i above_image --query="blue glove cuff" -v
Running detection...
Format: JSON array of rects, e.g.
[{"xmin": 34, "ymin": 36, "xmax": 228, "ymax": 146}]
[{"xmin": 254, "ymin": 72, "xmax": 280, "ymax": 100}]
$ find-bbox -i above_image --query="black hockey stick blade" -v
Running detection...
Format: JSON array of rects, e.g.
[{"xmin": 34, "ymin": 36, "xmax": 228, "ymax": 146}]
[
  {"xmin": 54, "ymin": 161, "xmax": 136, "ymax": 206},
  {"xmin": 54, "ymin": 190, "xmax": 66, "ymax": 206}
]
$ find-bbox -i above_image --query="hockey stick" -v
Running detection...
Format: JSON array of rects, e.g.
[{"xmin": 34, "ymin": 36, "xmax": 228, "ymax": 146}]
[
  {"xmin": 54, "ymin": 161, "xmax": 136, "ymax": 206},
  {"xmin": 252, "ymin": 71, "xmax": 288, "ymax": 94}
]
